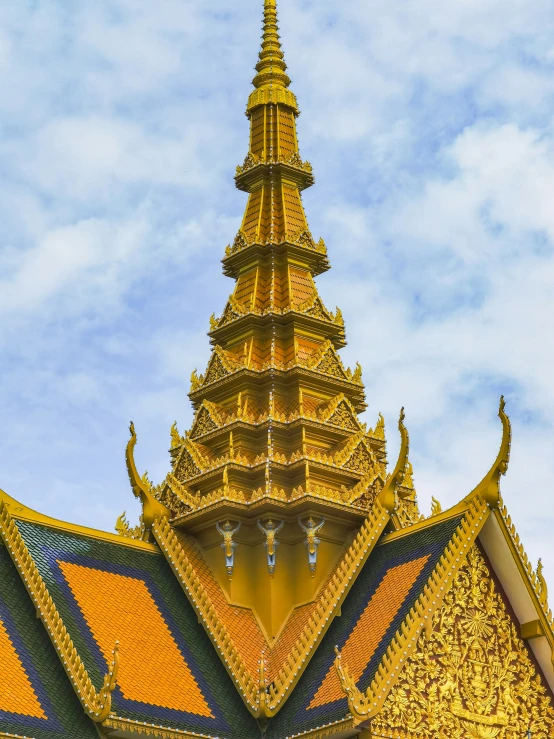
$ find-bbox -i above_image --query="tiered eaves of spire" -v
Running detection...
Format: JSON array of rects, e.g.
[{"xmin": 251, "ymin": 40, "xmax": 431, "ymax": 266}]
[{"xmin": 156, "ymin": 0, "xmax": 396, "ymax": 526}]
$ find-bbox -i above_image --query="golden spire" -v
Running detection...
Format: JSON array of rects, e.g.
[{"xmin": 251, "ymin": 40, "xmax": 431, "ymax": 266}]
[
  {"xmin": 247, "ymin": 0, "xmax": 298, "ymax": 114},
  {"xmin": 253, "ymin": 0, "xmax": 290, "ymax": 91}
]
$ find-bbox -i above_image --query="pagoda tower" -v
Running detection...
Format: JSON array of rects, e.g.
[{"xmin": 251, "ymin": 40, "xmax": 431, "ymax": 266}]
[{"xmin": 139, "ymin": 0, "xmax": 417, "ymax": 638}]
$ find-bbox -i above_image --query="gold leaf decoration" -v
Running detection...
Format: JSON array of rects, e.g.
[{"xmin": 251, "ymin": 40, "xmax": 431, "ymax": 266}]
[{"xmin": 372, "ymin": 545, "xmax": 554, "ymax": 739}]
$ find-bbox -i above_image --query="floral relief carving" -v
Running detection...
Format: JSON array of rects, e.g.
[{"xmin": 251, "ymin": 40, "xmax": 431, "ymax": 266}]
[
  {"xmin": 174, "ymin": 450, "xmax": 202, "ymax": 483},
  {"xmin": 312, "ymin": 346, "xmax": 348, "ymax": 379},
  {"xmin": 192, "ymin": 407, "xmax": 219, "ymax": 437},
  {"xmin": 343, "ymin": 442, "xmax": 376, "ymax": 475},
  {"xmin": 327, "ymin": 402, "xmax": 360, "ymax": 431},
  {"xmin": 372, "ymin": 546, "xmax": 554, "ymax": 739}
]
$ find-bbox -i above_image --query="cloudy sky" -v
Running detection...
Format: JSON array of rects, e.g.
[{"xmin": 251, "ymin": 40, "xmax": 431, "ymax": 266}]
[{"xmin": 1, "ymin": 0, "xmax": 553, "ymax": 588}]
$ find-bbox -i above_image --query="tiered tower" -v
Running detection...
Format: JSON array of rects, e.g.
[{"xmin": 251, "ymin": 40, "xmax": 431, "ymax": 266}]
[{"xmin": 140, "ymin": 0, "xmax": 419, "ymax": 637}]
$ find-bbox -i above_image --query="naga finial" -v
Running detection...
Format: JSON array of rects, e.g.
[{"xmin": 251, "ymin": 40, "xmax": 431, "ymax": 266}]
[
  {"xmin": 536, "ymin": 559, "xmax": 549, "ymax": 610},
  {"xmin": 170, "ymin": 421, "xmax": 182, "ymax": 449},
  {"xmin": 378, "ymin": 407, "xmax": 409, "ymax": 514},
  {"xmin": 465, "ymin": 396, "xmax": 511, "ymax": 508},
  {"xmin": 125, "ymin": 422, "xmax": 170, "ymax": 541}
]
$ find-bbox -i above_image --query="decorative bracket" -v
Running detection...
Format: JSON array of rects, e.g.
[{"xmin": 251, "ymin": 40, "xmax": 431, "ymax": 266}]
[{"xmin": 257, "ymin": 518, "xmax": 284, "ymax": 577}]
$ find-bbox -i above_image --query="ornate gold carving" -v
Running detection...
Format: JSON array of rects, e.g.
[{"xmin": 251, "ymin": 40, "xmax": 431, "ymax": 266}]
[
  {"xmin": 498, "ymin": 498, "xmax": 554, "ymax": 636},
  {"xmin": 537, "ymin": 559, "xmax": 549, "ymax": 611},
  {"xmin": 347, "ymin": 473, "xmax": 384, "ymax": 510},
  {"xmin": 395, "ymin": 494, "xmax": 424, "ymax": 529},
  {"xmin": 227, "ymin": 230, "xmax": 251, "ymax": 256},
  {"xmin": 335, "ymin": 496, "xmax": 490, "ymax": 724},
  {"xmin": 318, "ymin": 395, "xmax": 361, "ymax": 431},
  {"xmin": 305, "ymin": 340, "xmax": 349, "ymax": 380},
  {"xmin": 189, "ymin": 369, "xmax": 203, "ymax": 393},
  {"xmin": 394, "ymin": 461, "xmax": 424, "ymax": 528},
  {"xmin": 126, "ymin": 423, "xmax": 170, "ymax": 540},
  {"xmin": 115, "ymin": 511, "xmax": 143, "ymax": 540},
  {"xmin": 294, "ymin": 229, "xmax": 317, "ymax": 250},
  {"xmin": 170, "ymin": 421, "xmax": 184, "ymax": 449},
  {"xmin": 372, "ymin": 545, "xmax": 554, "ymax": 739},
  {"xmin": 191, "ymin": 406, "xmax": 219, "ymax": 437},
  {"xmin": 174, "ymin": 450, "xmax": 202, "ymax": 482},
  {"xmin": 282, "ymin": 151, "xmax": 313, "ymax": 173},
  {"xmin": 236, "ymin": 151, "xmax": 261, "ymax": 175},
  {"xmin": 431, "ymin": 496, "xmax": 443, "ymax": 516},
  {"xmin": 465, "ymin": 396, "xmax": 511, "ymax": 509},
  {"xmin": 297, "ymin": 294, "xmax": 332, "ymax": 322},
  {"xmin": 343, "ymin": 441, "xmax": 377, "ymax": 475},
  {"xmin": 103, "ymin": 717, "xmax": 211, "ymax": 738},
  {"xmin": 204, "ymin": 351, "xmax": 231, "ymax": 385},
  {"xmin": 378, "ymin": 408, "xmax": 409, "ymax": 513},
  {"xmin": 158, "ymin": 475, "xmax": 199, "ymax": 516},
  {"xmin": 0, "ymin": 499, "xmax": 119, "ymax": 722},
  {"xmin": 372, "ymin": 413, "xmax": 386, "ymax": 441}
]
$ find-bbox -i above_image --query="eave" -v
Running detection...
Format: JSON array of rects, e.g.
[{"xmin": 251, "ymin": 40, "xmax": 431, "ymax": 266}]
[
  {"xmin": 208, "ymin": 310, "xmax": 346, "ymax": 349},
  {"xmin": 189, "ymin": 367, "xmax": 366, "ymax": 412},
  {"xmin": 222, "ymin": 240, "xmax": 330, "ymax": 279},
  {"xmin": 479, "ymin": 498, "xmax": 554, "ymax": 691}
]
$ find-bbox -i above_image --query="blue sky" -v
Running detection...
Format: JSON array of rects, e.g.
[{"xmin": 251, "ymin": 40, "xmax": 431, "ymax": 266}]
[{"xmin": 1, "ymin": 0, "xmax": 553, "ymax": 589}]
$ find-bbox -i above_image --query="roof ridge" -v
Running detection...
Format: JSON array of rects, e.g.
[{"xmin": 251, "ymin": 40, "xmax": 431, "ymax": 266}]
[
  {"xmin": 0, "ymin": 488, "xmax": 158, "ymax": 551},
  {"xmin": 152, "ymin": 517, "xmax": 262, "ymax": 711},
  {"xmin": 0, "ymin": 498, "xmax": 119, "ymax": 723},
  {"xmin": 264, "ymin": 501, "xmax": 389, "ymax": 716}
]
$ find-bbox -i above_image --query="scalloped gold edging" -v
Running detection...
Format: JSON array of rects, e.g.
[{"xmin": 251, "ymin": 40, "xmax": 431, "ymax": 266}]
[
  {"xmin": 103, "ymin": 717, "xmax": 216, "ymax": 739},
  {"xmin": 152, "ymin": 517, "xmax": 260, "ymax": 711},
  {"xmin": 0, "ymin": 498, "xmax": 118, "ymax": 722}
]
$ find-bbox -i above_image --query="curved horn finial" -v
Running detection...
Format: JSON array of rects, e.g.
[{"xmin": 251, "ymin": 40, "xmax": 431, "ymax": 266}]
[
  {"xmin": 378, "ymin": 408, "xmax": 409, "ymax": 513},
  {"xmin": 125, "ymin": 422, "xmax": 170, "ymax": 540},
  {"xmin": 465, "ymin": 396, "xmax": 511, "ymax": 508}
]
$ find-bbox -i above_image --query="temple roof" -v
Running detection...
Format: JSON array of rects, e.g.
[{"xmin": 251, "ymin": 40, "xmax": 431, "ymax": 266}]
[
  {"xmin": 1, "ymin": 0, "xmax": 553, "ymax": 737},
  {"xmin": 0, "ymin": 543, "xmax": 98, "ymax": 739}
]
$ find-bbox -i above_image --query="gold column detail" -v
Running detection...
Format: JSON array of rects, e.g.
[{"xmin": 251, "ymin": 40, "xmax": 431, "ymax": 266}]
[{"xmin": 0, "ymin": 499, "xmax": 119, "ymax": 723}]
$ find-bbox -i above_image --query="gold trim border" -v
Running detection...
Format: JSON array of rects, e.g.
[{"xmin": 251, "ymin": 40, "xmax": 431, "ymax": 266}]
[
  {"xmin": 0, "ymin": 499, "xmax": 118, "ymax": 722},
  {"xmin": 103, "ymin": 717, "xmax": 217, "ymax": 738},
  {"xmin": 153, "ymin": 501, "xmax": 390, "ymax": 717},
  {"xmin": 335, "ymin": 494, "xmax": 491, "ymax": 724}
]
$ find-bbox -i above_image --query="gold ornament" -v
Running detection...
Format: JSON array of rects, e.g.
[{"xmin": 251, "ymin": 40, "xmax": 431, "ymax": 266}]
[{"xmin": 372, "ymin": 546, "xmax": 554, "ymax": 739}]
